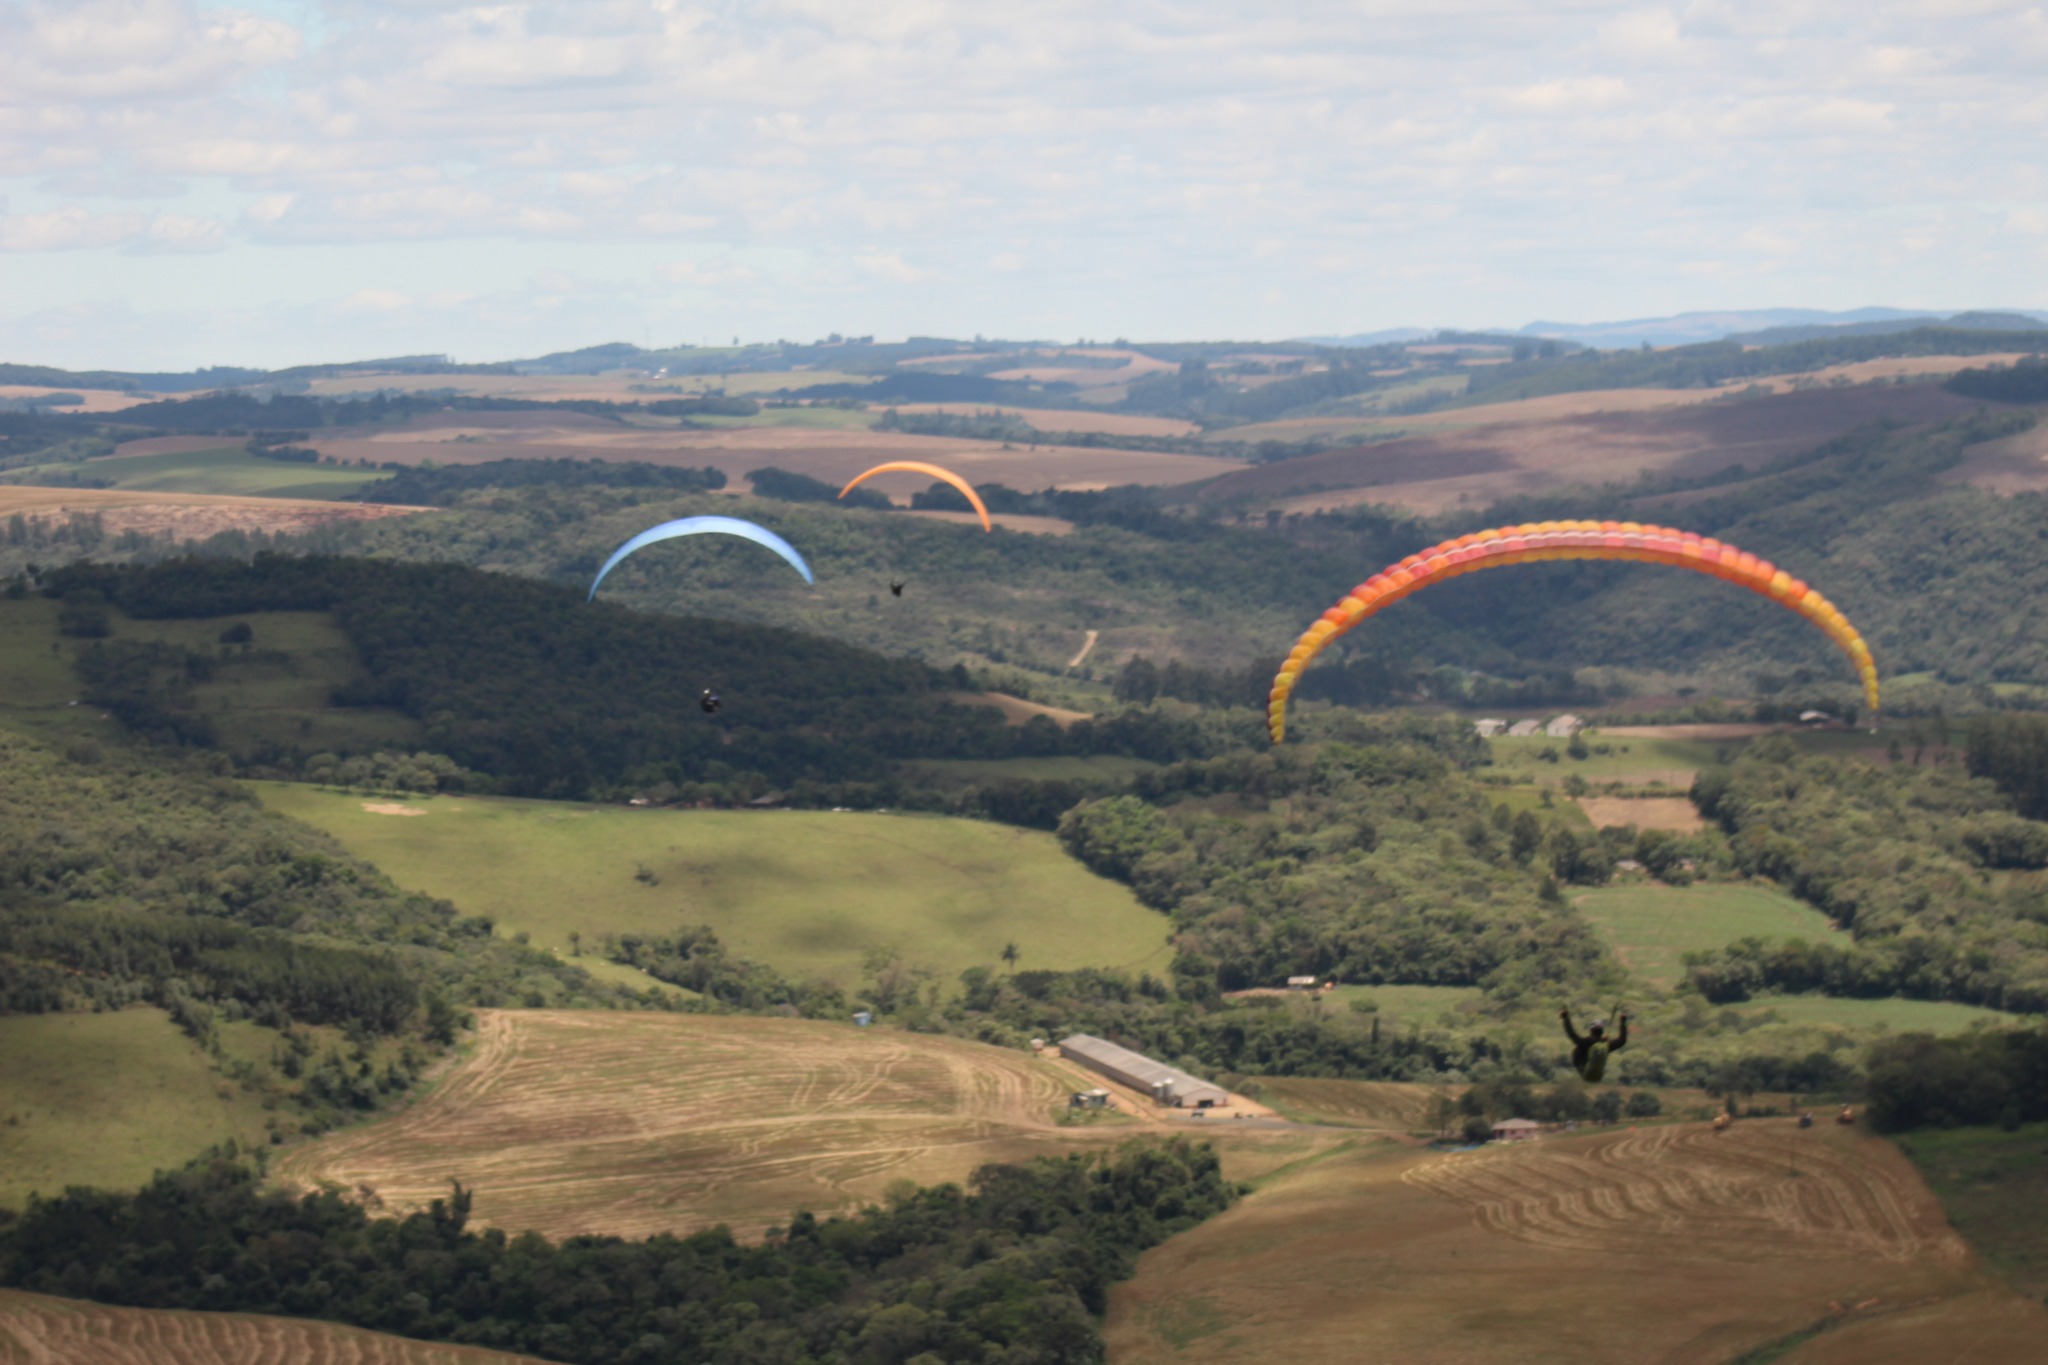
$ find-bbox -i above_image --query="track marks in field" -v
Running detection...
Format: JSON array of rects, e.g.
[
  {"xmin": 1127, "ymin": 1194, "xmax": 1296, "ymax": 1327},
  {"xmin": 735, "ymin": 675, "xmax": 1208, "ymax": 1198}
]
[
  {"xmin": 0, "ymin": 1288, "xmax": 559, "ymax": 1365},
  {"xmin": 1406, "ymin": 1124, "xmax": 1965, "ymax": 1264},
  {"xmin": 273, "ymin": 1011, "xmax": 1093, "ymax": 1241}
]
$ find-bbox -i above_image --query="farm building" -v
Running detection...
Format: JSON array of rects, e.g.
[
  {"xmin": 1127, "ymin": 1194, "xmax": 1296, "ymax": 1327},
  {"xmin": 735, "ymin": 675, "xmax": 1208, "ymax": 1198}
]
[
  {"xmin": 1492, "ymin": 1117, "xmax": 1541, "ymax": 1143},
  {"xmin": 1058, "ymin": 1034, "xmax": 1230, "ymax": 1108},
  {"xmin": 1544, "ymin": 715, "xmax": 1584, "ymax": 738},
  {"xmin": 1286, "ymin": 975, "xmax": 1318, "ymax": 990},
  {"xmin": 1473, "ymin": 718, "xmax": 1507, "ymax": 737},
  {"xmin": 1505, "ymin": 719, "xmax": 1543, "ymax": 737}
]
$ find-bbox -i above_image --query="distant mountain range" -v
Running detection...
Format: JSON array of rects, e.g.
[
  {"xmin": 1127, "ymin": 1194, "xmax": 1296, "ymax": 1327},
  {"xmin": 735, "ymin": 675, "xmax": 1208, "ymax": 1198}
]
[{"xmin": 1307, "ymin": 308, "xmax": 2048, "ymax": 351}]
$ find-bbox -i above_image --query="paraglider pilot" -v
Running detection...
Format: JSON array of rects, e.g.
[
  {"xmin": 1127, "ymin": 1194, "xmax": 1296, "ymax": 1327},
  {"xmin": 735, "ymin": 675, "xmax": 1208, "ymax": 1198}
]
[
  {"xmin": 1560, "ymin": 1006, "xmax": 1628, "ymax": 1082},
  {"xmin": 699, "ymin": 689, "xmax": 722, "ymax": 714},
  {"xmin": 890, "ymin": 581, "xmax": 904, "ymax": 597}
]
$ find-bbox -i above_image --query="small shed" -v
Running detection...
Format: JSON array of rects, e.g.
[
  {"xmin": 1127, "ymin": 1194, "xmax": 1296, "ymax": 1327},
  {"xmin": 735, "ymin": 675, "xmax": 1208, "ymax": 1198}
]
[
  {"xmin": 1286, "ymin": 975, "xmax": 1317, "ymax": 991},
  {"xmin": 852, "ymin": 1011, "xmax": 872, "ymax": 1028},
  {"xmin": 1545, "ymin": 715, "xmax": 1584, "ymax": 738},
  {"xmin": 1069, "ymin": 1089, "xmax": 1111, "ymax": 1109},
  {"xmin": 1473, "ymin": 718, "xmax": 1507, "ymax": 737},
  {"xmin": 1505, "ymin": 719, "xmax": 1543, "ymax": 738},
  {"xmin": 1493, "ymin": 1117, "xmax": 1541, "ymax": 1143},
  {"xmin": 1799, "ymin": 710, "xmax": 1838, "ymax": 726}
]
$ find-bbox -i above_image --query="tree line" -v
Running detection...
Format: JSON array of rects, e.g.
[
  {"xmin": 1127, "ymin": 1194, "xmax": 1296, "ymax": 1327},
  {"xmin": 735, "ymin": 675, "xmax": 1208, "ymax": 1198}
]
[
  {"xmin": 1684, "ymin": 739, "xmax": 2048, "ymax": 1012},
  {"xmin": 0, "ymin": 1139, "xmax": 1237, "ymax": 1365}
]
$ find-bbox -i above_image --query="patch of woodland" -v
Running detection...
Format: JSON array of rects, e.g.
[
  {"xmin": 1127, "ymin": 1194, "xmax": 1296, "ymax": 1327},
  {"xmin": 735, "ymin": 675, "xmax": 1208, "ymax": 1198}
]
[
  {"xmin": 1683, "ymin": 737, "xmax": 2048, "ymax": 1012},
  {"xmin": 0, "ymin": 1138, "xmax": 1237, "ymax": 1365},
  {"xmin": 0, "ymin": 733, "xmax": 642, "ymax": 1130}
]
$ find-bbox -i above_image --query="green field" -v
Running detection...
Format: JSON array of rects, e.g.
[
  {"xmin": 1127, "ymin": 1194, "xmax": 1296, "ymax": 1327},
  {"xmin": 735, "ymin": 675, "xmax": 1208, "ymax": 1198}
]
[
  {"xmin": 15, "ymin": 445, "xmax": 390, "ymax": 499},
  {"xmin": 0, "ymin": 1009, "xmax": 268, "ymax": 1207},
  {"xmin": 253, "ymin": 786, "xmax": 1173, "ymax": 988},
  {"xmin": 1483, "ymin": 732, "xmax": 1725, "ymax": 785},
  {"xmin": 0, "ymin": 597, "xmax": 420, "ymax": 754},
  {"xmin": 1322, "ymin": 983, "xmax": 1486, "ymax": 1022},
  {"xmin": 1734, "ymin": 994, "xmax": 2018, "ymax": 1036},
  {"xmin": 1572, "ymin": 882, "xmax": 1836, "ymax": 990},
  {"xmin": 901, "ymin": 754, "xmax": 1160, "ymax": 787},
  {"xmin": 1894, "ymin": 1122, "xmax": 2048, "ymax": 1297}
]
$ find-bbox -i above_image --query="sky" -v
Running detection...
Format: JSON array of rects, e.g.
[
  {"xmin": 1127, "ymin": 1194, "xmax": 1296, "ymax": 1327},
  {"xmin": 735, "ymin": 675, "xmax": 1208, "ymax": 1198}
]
[{"xmin": 1, "ymin": 0, "xmax": 2045, "ymax": 370}]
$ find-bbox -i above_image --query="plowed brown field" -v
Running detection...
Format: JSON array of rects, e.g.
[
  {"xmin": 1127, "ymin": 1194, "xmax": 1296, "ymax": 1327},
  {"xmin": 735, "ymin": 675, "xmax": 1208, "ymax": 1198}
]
[
  {"xmin": 272, "ymin": 1011, "xmax": 1117, "ymax": 1241},
  {"xmin": 1105, "ymin": 1121, "xmax": 2045, "ymax": 1365},
  {"xmin": 1203, "ymin": 383, "xmax": 1980, "ymax": 514},
  {"xmin": 0, "ymin": 1289, "xmax": 560, "ymax": 1365},
  {"xmin": 302, "ymin": 411, "xmax": 1244, "ymax": 492}
]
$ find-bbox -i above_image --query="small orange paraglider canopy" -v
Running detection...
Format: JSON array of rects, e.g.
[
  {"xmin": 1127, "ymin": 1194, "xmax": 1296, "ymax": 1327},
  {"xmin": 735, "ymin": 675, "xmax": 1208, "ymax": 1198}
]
[
  {"xmin": 840, "ymin": 461, "xmax": 993, "ymax": 532},
  {"xmin": 1266, "ymin": 519, "xmax": 1880, "ymax": 742}
]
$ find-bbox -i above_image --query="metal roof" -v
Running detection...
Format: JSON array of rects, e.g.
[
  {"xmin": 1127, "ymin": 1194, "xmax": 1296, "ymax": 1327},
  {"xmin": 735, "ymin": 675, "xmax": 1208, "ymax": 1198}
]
[{"xmin": 1058, "ymin": 1033, "xmax": 1229, "ymax": 1101}]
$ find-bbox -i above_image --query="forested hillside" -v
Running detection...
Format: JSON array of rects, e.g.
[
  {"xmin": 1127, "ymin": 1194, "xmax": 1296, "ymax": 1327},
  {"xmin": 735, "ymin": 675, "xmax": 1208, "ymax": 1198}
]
[
  {"xmin": 36, "ymin": 555, "xmax": 1236, "ymax": 801},
  {"xmin": 1685, "ymin": 734, "xmax": 2048, "ymax": 1012}
]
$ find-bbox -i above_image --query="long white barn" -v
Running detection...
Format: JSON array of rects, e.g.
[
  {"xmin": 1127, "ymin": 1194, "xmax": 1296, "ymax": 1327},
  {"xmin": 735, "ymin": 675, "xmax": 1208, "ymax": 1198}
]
[{"xmin": 1057, "ymin": 1033, "xmax": 1230, "ymax": 1108}]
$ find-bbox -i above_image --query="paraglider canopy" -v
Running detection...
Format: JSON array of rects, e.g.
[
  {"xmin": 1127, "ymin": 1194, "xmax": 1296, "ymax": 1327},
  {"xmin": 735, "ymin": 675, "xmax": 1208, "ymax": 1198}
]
[
  {"xmin": 839, "ymin": 461, "xmax": 993, "ymax": 532},
  {"xmin": 587, "ymin": 515, "xmax": 815, "ymax": 600},
  {"xmin": 1267, "ymin": 520, "xmax": 1880, "ymax": 741}
]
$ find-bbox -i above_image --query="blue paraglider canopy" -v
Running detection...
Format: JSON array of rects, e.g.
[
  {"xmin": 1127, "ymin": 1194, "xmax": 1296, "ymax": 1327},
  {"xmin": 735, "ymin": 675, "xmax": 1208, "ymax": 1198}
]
[{"xmin": 587, "ymin": 516, "xmax": 815, "ymax": 599}]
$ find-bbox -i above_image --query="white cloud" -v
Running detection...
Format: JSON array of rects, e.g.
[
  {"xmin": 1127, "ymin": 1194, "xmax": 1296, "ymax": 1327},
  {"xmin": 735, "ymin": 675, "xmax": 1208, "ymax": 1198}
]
[
  {"xmin": 137, "ymin": 213, "xmax": 226, "ymax": 252},
  {"xmin": 853, "ymin": 251, "xmax": 928, "ymax": 283},
  {"xmin": 0, "ymin": 205, "xmax": 144, "ymax": 250},
  {"xmin": 335, "ymin": 287, "xmax": 412, "ymax": 313},
  {"xmin": 2, "ymin": 0, "xmax": 2046, "ymax": 364}
]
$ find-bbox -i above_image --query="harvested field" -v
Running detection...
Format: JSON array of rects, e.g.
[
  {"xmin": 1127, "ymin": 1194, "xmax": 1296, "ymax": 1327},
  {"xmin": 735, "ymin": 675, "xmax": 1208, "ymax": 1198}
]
[
  {"xmin": 1205, "ymin": 383, "xmax": 1980, "ymax": 513},
  {"xmin": 272, "ymin": 1010, "xmax": 1119, "ymax": 1240},
  {"xmin": 1404, "ymin": 1122, "xmax": 1958, "ymax": 1262},
  {"xmin": 0, "ymin": 1288, "xmax": 561, "ymax": 1365},
  {"xmin": 0, "ymin": 486, "xmax": 419, "ymax": 541},
  {"xmin": 1574, "ymin": 795, "xmax": 1706, "ymax": 832},
  {"xmin": 304, "ymin": 411, "xmax": 1244, "ymax": 492},
  {"xmin": 1105, "ymin": 1122, "xmax": 2038, "ymax": 1365},
  {"xmin": 894, "ymin": 404, "xmax": 1199, "ymax": 438},
  {"xmin": 1939, "ymin": 413, "xmax": 2048, "ymax": 494},
  {"xmin": 1253, "ymin": 1078, "xmax": 1444, "ymax": 1131},
  {"xmin": 1599, "ymin": 722, "xmax": 1781, "ymax": 740},
  {"xmin": 1779, "ymin": 1289, "xmax": 2048, "ymax": 1365},
  {"xmin": 0, "ymin": 386, "xmax": 167, "ymax": 414}
]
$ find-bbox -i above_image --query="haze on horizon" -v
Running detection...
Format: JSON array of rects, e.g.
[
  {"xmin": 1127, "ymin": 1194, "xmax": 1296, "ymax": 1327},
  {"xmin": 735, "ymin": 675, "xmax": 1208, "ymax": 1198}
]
[{"xmin": 1, "ymin": 0, "xmax": 2044, "ymax": 371}]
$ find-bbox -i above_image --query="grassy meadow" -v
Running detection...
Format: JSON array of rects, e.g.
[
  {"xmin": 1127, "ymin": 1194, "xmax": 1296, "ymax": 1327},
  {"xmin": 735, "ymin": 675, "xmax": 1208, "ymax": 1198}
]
[
  {"xmin": 1733, "ymin": 994, "xmax": 2019, "ymax": 1036},
  {"xmin": 1573, "ymin": 882, "xmax": 1836, "ymax": 990},
  {"xmin": 254, "ymin": 785, "xmax": 1173, "ymax": 987},
  {"xmin": 1893, "ymin": 1121, "xmax": 2048, "ymax": 1299},
  {"xmin": 0, "ymin": 1009, "xmax": 268, "ymax": 1208},
  {"xmin": 39, "ymin": 445, "xmax": 391, "ymax": 499}
]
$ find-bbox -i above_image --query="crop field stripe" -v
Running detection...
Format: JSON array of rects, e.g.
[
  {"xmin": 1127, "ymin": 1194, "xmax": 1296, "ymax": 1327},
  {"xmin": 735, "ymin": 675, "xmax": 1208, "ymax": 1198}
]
[
  {"xmin": 0, "ymin": 1288, "xmax": 563, "ymax": 1365},
  {"xmin": 271, "ymin": 1010, "xmax": 1121, "ymax": 1241},
  {"xmin": 1404, "ymin": 1123, "xmax": 1961, "ymax": 1264}
]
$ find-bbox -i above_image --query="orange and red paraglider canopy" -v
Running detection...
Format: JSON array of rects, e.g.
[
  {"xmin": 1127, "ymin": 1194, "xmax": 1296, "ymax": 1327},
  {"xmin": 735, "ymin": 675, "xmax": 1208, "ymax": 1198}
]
[
  {"xmin": 839, "ymin": 461, "xmax": 993, "ymax": 532},
  {"xmin": 1266, "ymin": 520, "xmax": 1879, "ymax": 742}
]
